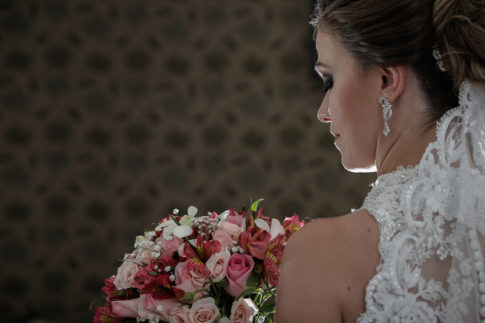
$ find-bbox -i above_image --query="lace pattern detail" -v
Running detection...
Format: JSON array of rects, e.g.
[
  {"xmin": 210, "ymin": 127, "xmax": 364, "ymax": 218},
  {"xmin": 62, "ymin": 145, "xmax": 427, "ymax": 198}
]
[{"xmin": 357, "ymin": 82, "xmax": 485, "ymax": 322}]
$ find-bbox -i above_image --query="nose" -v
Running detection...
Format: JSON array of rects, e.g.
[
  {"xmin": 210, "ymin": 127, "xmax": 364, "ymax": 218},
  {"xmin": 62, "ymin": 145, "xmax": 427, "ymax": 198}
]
[{"xmin": 316, "ymin": 97, "xmax": 331, "ymax": 123}]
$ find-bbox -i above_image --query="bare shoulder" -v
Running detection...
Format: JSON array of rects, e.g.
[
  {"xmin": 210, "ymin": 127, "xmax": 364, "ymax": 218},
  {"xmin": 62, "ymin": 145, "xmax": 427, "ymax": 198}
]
[{"xmin": 275, "ymin": 209, "xmax": 380, "ymax": 323}]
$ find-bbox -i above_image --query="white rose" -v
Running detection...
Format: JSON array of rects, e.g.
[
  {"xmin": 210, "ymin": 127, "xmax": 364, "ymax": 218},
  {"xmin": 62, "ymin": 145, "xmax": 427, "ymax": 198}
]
[
  {"xmin": 230, "ymin": 298, "xmax": 258, "ymax": 323},
  {"xmin": 113, "ymin": 261, "xmax": 140, "ymax": 290},
  {"xmin": 189, "ymin": 297, "xmax": 220, "ymax": 323},
  {"xmin": 205, "ymin": 249, "xmax": 231, "ymax": 282}
]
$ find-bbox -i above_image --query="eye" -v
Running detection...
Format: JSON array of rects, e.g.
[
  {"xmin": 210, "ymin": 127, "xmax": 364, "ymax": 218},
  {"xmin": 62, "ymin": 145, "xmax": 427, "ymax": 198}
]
[{"xmin": 322, "ymin": 74, "xmax": 334, "ymax": 94}]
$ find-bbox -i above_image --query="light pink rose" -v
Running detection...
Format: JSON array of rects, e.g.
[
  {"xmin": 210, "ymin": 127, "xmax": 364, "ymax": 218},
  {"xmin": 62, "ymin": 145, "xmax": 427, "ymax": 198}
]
[
  {"xmin": 160, "ymin": 237, "xmax": 184, "ymax": 258},
  {"xmin": 205, "ymin": 249, "xmax": 231, "ymax": 282},
  {"xmin": 111, "ymin": 298, "xmax": 140, "ymax": 317},
  {"xmin": 168, "ymin": 304, "xmax": 190, "ymax": 323},
  {"xmin": 174, "ymin": 261, "xmax": 197, "ymax": 293},
  {"xmin": 225, "ymin": 254, "xmax": 255, "ymax": 297},
  {"xmin": 213, "ymin": 230, "xmax": 234, "ymax": 250},
  {"xmin": 218, "ymin": 221, "xmax": 243, "ymax": 240},
  {"xmin": 137, "ymin": 294, "xmax": 181, "ymax": 321},
  {"xmin": 174, "ymin": 261, "xmax": 209, "ymax": 298},
  {"xmin": 230, "ymin": 298, "xmax": 258, "ymax": 323},
  {"xmin": 189, "ymin": 297, "xmax": 220, "ymax": 323},
  {"xmin": 226, "ymin": 212, "xmax": 245, "ymax": 228},
  {"xmin": 113, "ymin": 261, "xmax": 140, "ymax": 290}
]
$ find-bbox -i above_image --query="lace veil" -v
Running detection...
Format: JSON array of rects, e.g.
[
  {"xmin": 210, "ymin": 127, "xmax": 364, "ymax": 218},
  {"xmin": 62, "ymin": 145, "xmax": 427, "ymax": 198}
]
[{"xmin": 358, "ymin": 81, "xmax": 485, "ymax": 322}]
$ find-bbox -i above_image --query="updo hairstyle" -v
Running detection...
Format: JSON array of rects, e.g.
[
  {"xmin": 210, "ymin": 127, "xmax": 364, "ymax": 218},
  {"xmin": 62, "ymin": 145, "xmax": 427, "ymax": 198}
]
[{"xmin": 311, "ymin": 0, "xmax": 485, "ymax": 126}]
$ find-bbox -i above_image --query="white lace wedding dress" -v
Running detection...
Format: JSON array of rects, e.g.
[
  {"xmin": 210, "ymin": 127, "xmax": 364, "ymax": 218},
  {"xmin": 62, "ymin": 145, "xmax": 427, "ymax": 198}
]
[{"xmin": 356, "ymin": 81, "xmax": 485, "ymax": 322}]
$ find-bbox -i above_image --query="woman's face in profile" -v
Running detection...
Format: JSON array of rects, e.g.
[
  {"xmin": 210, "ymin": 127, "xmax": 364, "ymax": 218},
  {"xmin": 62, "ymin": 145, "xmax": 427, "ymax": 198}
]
[{"xmin": 314, "ymin": 31, "xmax": 382, "ymax": 172}]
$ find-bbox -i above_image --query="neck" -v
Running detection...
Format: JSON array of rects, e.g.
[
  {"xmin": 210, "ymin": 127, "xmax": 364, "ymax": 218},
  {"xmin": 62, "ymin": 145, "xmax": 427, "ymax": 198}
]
[{"xmin": 375, "ymin": 122, "xmax": 436, "ymax": 176}]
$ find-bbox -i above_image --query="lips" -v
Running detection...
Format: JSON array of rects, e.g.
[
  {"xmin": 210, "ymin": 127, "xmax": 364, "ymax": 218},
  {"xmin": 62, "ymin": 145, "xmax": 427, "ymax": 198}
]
[{"xmin": 330, "ymin": 131, "xmax": 340, "ymax": 140}]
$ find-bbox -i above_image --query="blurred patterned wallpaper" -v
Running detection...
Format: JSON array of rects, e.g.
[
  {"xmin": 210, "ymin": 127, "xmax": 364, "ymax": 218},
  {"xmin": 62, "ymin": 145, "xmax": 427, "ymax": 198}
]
[{"xmin": 0, "ymin": 0, "xmax": 375, "ymax": 322}]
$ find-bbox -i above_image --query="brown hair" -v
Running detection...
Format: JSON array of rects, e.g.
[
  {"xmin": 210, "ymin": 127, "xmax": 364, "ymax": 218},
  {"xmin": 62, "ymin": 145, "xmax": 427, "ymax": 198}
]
[{"xmin": 311, "ymin": 0, "xmax": 485, "ymax": 125}]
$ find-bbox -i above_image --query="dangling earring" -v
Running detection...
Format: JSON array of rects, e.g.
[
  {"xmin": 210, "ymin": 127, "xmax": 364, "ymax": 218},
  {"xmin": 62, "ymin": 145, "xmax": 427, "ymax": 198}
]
[{"xmin": 379, "ymin": 97, "xmax": 392, "ymax": 136}]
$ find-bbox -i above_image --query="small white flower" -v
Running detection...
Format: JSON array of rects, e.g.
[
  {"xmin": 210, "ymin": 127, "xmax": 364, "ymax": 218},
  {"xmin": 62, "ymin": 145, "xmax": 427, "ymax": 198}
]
[
  {"xmin": 270, "ymin": 218, "xmax": 285, "ymax": 239},
  {"xmin": 218, "ymin": 210, "xmax": 230, "ymax": 221},
  {"xmin": 255, "ymin": 218, "xmax": 270, "ymax": 232},
  {"xmin": 154, "ymin": 265, "xmax": 158, "ymax": 270},
  {"xmin": 173, "ymin": 208, "xmax": 179, "ymax": 215},
  {"xmin": 170, "ymin": 274, "xmax": 175, "ymax": 281},
  {"xmin": 134, "ymin": 235, "xmax": 149, "ymax": 248},
  {"xmin": 165, "ymin": 266, "xmax": 171, "ymax": 272},
  {"xmin": 231, "ymin": 247, "xmax": 238, "ymax": 253},
  {"xmin": 152, "ymin": 252, "xmax": 160, "ymax": 258},
  {"xmin": 156, "ymin": 305, "xmax": 164, "ymax": 312}
]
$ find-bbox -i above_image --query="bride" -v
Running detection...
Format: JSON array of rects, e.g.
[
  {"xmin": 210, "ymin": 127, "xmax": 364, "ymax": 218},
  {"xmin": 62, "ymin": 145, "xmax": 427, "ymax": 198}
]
[{"xmin": 275, "ymin": 0, "xmax": 485, "ymax": 322}]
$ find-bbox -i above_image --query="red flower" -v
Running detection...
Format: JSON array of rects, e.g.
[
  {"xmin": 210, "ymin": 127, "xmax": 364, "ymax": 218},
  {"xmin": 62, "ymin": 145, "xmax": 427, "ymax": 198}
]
[
  {"xmin": 240, "ymin": 226, "xmax": 272, "ymax": 260},
  {"xmin": 283, "ymin": 214, "xmax": 304, "ymax": 238},
  {"xmin": 101, "ymin": 277, "xmax": 117, "ymax": 299},
  {"xmin": 184, "ymin": 236, "xmax": 222, "ymax": 263},
  {"xmin": 93, "ymin": 306, "xmax": 122, "ymax": 323},
  {"xmin": 263, "ymin": 255, "xmax": 280, "ymax": 287},
  {"xmin": 267, "ymin": 234, "xmax": 286, "ymax": 263},
  {"xmin": 133, "ymin": 256, "xmax": 178, "ymax": 299}
]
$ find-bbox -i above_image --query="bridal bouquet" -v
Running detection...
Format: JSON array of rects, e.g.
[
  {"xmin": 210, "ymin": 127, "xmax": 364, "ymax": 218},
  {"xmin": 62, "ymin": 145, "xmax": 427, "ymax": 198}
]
[{"xmin": 93, "ymin": 199, "xmax": 304, "ymax": 323}]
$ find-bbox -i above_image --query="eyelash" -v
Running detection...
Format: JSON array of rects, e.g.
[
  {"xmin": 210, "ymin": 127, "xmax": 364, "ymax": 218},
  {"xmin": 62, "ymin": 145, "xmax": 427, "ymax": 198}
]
[{"xmin": 322, "ymin": 75, "xmax": 334, "ymax": 94}]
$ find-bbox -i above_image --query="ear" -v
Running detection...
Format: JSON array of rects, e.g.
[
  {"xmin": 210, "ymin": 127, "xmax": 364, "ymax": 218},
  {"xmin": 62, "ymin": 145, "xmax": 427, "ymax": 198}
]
[{"xmin": 379, "ymin": 65, "xmax": 406, "ymax": 102}]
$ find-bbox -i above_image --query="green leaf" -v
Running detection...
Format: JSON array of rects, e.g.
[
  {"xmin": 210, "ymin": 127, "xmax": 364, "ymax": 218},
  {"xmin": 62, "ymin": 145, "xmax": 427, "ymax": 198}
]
[
  {"xmin": 251, "ymin": 198, "xmax": 264, "ymax": 212},
  {"xmin": 147, "ymin": 271, "xmax": 159, "ymax": 276},
  {"xmin": 180, "ymin": 291, "xmax": 196, "ymax": 303},
  {"xmin": 258, "ymin": 301, "xmax": 276, "ymax": 316},
  {"xmin": 237, "ymin": 272, "xmax": 259, "ymax": 299},
  {"xmin": 215, "ymin": 278, "xmax": 228, "ymax": 288}
]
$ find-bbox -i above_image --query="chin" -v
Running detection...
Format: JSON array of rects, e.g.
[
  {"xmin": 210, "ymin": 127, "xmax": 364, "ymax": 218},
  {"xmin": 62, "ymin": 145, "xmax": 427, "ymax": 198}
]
[{"xmin": 341, "ymin": 158, "xmax": 377, "ymax": 173}]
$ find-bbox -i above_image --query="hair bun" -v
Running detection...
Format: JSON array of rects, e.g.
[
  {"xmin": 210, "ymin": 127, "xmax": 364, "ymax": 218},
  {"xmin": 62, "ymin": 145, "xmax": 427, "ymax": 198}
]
[{"xmin": 433, "ymin": 0, "xmax": 485, "ymax": 90}]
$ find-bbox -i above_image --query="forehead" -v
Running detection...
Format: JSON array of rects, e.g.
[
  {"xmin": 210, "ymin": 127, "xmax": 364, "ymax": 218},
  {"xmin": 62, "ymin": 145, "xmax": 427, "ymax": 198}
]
[{"xmin": 315, "ymin": 31, "xmax": 352, "ymax": 66}]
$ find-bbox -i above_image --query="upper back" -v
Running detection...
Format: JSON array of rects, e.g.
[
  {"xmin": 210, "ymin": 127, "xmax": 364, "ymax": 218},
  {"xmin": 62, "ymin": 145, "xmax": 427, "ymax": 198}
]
[{"xmin": 275, "ymin": 209, "xmax": 380, "ymax": 323}]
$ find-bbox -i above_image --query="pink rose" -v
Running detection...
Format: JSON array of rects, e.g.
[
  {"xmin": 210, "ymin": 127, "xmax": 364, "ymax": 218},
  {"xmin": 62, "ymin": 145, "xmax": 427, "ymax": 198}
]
[
  {"xmin": 218, "ymin": 221, "xmax": 243, "ymax": 240},
  {"xmin": 111, "ymin": 298, "xmax": 140, "ymax": 318},
  {"xmin": 160, "ymin": 237, "xmax": 184, "ymax": 258},
  {"xmin": 113, "ymin": 261, "xmax": 140, "ymax": 290},
  {"xmin": 168, "ymin": 305, "xmax": 190, "ymax": 323},
  {"xmin": 138, "ymin": 294, "xmax": 181, "ymax": 321},
  {"xmin": 189, "ymin": 297, "xmax": 220, "ymax": 323},
  {"xmin": 205, "ymin": 249, "xmax": 231, "ymax": 282},
  {"xmin": 230, "ymin": 298, "xmax": 258, "ymax": 323},
  {"xmin": 213, "ymin": 230, "xmax": 234, "ymax": 250},
  {"xmin": 225, "ymin": 254, "xmax": 255, "ymax": 297}
]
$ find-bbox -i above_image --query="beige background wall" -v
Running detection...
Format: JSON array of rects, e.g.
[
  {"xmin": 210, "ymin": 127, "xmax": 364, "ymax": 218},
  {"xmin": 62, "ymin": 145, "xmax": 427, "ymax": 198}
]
[{"xmin": 0, "ymin": 1, "xmax": 374, "ymax": 322}]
